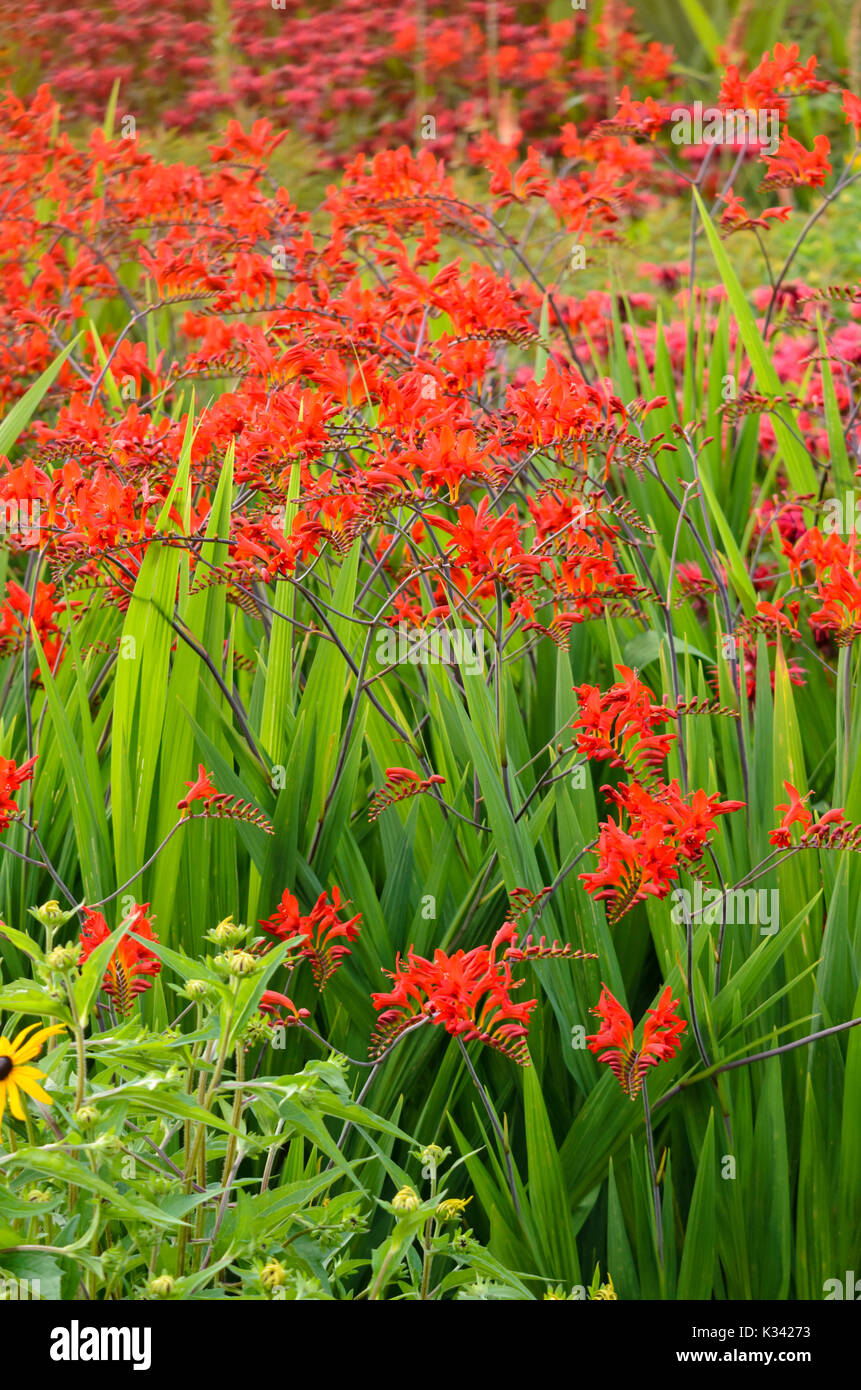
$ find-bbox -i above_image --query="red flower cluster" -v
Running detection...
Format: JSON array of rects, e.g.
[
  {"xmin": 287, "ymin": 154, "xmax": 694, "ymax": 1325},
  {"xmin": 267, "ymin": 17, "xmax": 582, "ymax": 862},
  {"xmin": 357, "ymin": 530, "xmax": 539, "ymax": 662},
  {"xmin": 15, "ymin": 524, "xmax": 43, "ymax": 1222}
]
[
  {"xmin": 0, "ymin": 579, "xmax": 67, "ymax": 676},
  {"xmin": 0, "ymin": 754, "xmax": 37, "ymax": 833},
  {"xmin": 78, "ymin": 903, "xmax": 161, "ymax": 1015},
  {"xmin": 0, "ymin": 73, "xmax": 852, "ymax": 693},
  {"xmin": 785, "ymin": 528, "xmax": 861, "ymax": 647},
  {"xmin": 763, "ymin": 133, "xmax": 832, "ymax": 190},
  {"xmin": 574, "ymin": 668, "xmax": 744, "ymax": 922},
  {"xmin": 571, "ymin": 664, "xmax": 676, "ymax": 778},
  {"xmin": 0, "ymin": 90, "xmax": 668, "ymax": 649},
  {"xmin": 581, "ymin": 781, "xmax": 744, "ymax": 921},
  {"xmin": 587, "ymin": 983, "xmax": 686, "ymax": 1098},
  {"xmin": 259, "ymin": 886, "xmax": 362, "ymax": 990},
  {"xmin": 371, "ymin": 921, "xmax": 593, "ymax": 1065},
  {"xmin": 717, "ymin": 42, "xmax": 828, "ymax": 119},
  {"xmin": 2, "ymin": 0, "xmax": 673, "ymax": 158}
]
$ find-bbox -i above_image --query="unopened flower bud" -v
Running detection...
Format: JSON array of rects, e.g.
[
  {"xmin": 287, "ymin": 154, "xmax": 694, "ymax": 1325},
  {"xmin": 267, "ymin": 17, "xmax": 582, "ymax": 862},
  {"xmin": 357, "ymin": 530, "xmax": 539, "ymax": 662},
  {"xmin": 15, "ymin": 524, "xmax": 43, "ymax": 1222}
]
[
  {"xmin": 590, "ymin": 1275, "xmax": 617, "ymax": 1301},
  {"xmin": 260, "ymin": 1259, "xmax": 287, "ymax": 1290},
  {"xmin": 417, "ymin": 1143, "xmax": 447, "ymax": 1167},
  {"xmin": 392, "ymin": 1185, "xmax": 420, "ymax": 1214},
  {"xmin": 145, "ymin": 1175, "xmax": 174, "ymax": 1195},
  {"xmin": 46, "ymin": 942, "xmax": 81, "ymax": 971},
  {"xmin": 30, "ymin": 900, "xmax": 75, "ymax": 930},
  {"xmin": 226, "ymin": 950, "xmax": 258, "ymax": 977},
  {"xmin": 243, "ymin": 1015, "xmax": 272, "ymax": 1046},
  {"xmin": 147, "ymin": 1273, "xmax": 176, "ymax": 1299},
  {"xmin": 24, "ymin": 1186, "xmax": 53, "ymax": 1203},
  {"xmin": 74, "ymin": 1105, "xmax": 98, "ymax": 1128},
  {"xmin": 209, "ymin": 916, "xmax": 247, "ymax": 946},
  {"xmin": 94, "ymin": 1133, "xmax": 122, "ymax": 1154}
]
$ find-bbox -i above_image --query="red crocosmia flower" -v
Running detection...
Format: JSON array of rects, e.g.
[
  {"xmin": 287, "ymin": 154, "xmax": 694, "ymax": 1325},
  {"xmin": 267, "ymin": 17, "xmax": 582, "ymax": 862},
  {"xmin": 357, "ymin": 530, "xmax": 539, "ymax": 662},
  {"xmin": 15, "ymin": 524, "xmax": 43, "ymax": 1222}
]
[
  {"xmin": 259, "ymin": 886, "xmax": 362, "ymax": 990},
  {"xmin": 762, "ymin": 133, "xmax": 832, "ymax": 190},
  {"xmin": 0, "ymin": 579, "xmax": 66, "ymax": 676},
  {"xmin": 489, "ymin": 145, "xmax": 550, "ymax": 207},
  {"xmin": 0, "ymin": 754, "xmax": 37, "ymax": 833},
  {"xmin": 368, "ymin": 766, "xmax": 447, "ymax": 820},
  {"xmin": 650, "ymin": 781, "xmax": 746, "ymax": 865},
  {"xmin": 258, "ymin": 990, "xmax": 310, "ymax": 1027},
  {"xmin": 754, "ymin": 597, "xmax": 800, "ymax": 640},
  {"xmin": 371, "ymin": 922, "xmax": 535, "ymax": 1064},
  {"xmin": 843, "ymin": 89, "xmax": 861, "ymax": 140},
  {"xmin": 370, "ymin": 922, "xmax": 591, "ymax": 1065},
  {"xmin": 580, "ymin": 782, "xmax": 744, "ymax": 924},
  {"xmin": 602, "ymin": 85, "xmax": 668, "ymax": 139},
  {"xmin": 207, "ymin": 118, "xmax": 287, "ymax": 167},
  {"xmin": 572, "ymin": 665, "xmax": 675, "ymax": 777},
  {"xmin": 579, "ymin": 817, "xmax": 664, "ymax": 921},
  {"xmin": 78, "ymin": 904, "xmax": 161, "ymax": 1016},
  {"xmin": 768, "ymin": 780, "xmax": 813, "ymax": 847},
  {"xmin": 719, "ymin": 187, "xmax": 791, "ymax": 234},
  {"xmin": 177, "ymin": 764, "xmax": 219, "ymax": 813},
  {"xmin": 718, "ymin": 44, "xmax": 827, "ymax": 121},
  {"xmin": 574, "ymin": 671, "xmax": 745, "ymax": 921},
  {"xmin": 802, "ymin": 807, "xmax": 857, "ymax": 852},
  {"xmin": 587, "ymin": 984, "xmax": 686, "ymax": 1098},
  {"xmin": 260, "ymin": 890, "xmax": 303, "ymax": 942},
  {"xmin": 787, "ymin": 528, "xmax": 861, "ymax": 646}
]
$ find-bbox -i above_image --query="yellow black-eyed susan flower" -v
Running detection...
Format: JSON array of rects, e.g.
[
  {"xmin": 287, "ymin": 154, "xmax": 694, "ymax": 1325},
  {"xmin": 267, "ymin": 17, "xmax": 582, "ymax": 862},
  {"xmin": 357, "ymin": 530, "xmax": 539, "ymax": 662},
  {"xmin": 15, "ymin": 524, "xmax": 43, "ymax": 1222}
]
[{"xmin": 0, "ymin": 1022, "xmax": 65, "ymax": 1126}]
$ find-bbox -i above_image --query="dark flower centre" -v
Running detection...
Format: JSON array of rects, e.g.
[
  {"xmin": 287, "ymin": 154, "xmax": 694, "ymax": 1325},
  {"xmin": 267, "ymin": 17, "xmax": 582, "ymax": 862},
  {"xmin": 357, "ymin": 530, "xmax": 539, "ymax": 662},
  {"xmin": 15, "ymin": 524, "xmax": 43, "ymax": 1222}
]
[{"xmin": 0, "ymin": 1055, "xmax": 14, "ymax": 1080}]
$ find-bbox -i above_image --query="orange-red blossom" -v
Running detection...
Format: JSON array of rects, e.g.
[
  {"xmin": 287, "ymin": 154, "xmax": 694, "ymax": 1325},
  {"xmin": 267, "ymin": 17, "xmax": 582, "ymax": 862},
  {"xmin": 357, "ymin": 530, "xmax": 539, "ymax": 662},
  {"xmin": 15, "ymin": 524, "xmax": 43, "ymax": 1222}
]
[
  {"xmin": 78, "ymin": 904, "xmax": 161, "ymax": 1015},
  {"xmin": 0, "ymin": 753, "xmax": 37, "ymax": 833},
  {"xmin": 769, "ymin": 780, "xmax": 847, "ymax": 848},
  {"xmin": 259, "ymin": 885, "xmax": 362, "ymax": 990},
  {"xmin": 587, "ymin": 984, "xmax": 686, "ymax": 1098},
  {"xmin": 371, "ymin": 921, "xmax": 593, "ymax": 1065}
]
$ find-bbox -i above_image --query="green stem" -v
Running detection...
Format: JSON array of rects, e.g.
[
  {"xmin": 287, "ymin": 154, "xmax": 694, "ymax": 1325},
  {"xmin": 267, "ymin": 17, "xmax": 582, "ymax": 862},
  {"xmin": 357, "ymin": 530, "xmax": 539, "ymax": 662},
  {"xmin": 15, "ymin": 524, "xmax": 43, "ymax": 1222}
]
[
  {"xmin": 220, "ymin": 1045, "xmax": 244, "ymax": 1187},
  {"xmin": 655, "ymin": 1014, "xmax": 861, "ymax": 1111},
  {"xmin": 185, "ymin": 1009, "xmax": 234, "ymax": 1183},
  {"xmin": 419, "ymin": 1165, "xmax": 438, "ymax": 1300},
  {"xmin": 178, "ymin": 1005, "xmax": 234, "ymax": 1277},
  {"xmin": 642, "ymin": 1081, "xmax": 663, "ymax": 1266},
  {"xmin": 73, "ymin": 1025, "xmax": 86, "ymax": 1112},
  {"xmin": 64, "ymin": 978, "xmax": 86, "ymax": 1214},
  {"xmin": 368, "ymin": 1245, "xmax": 399, "ymax": 1301}
]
